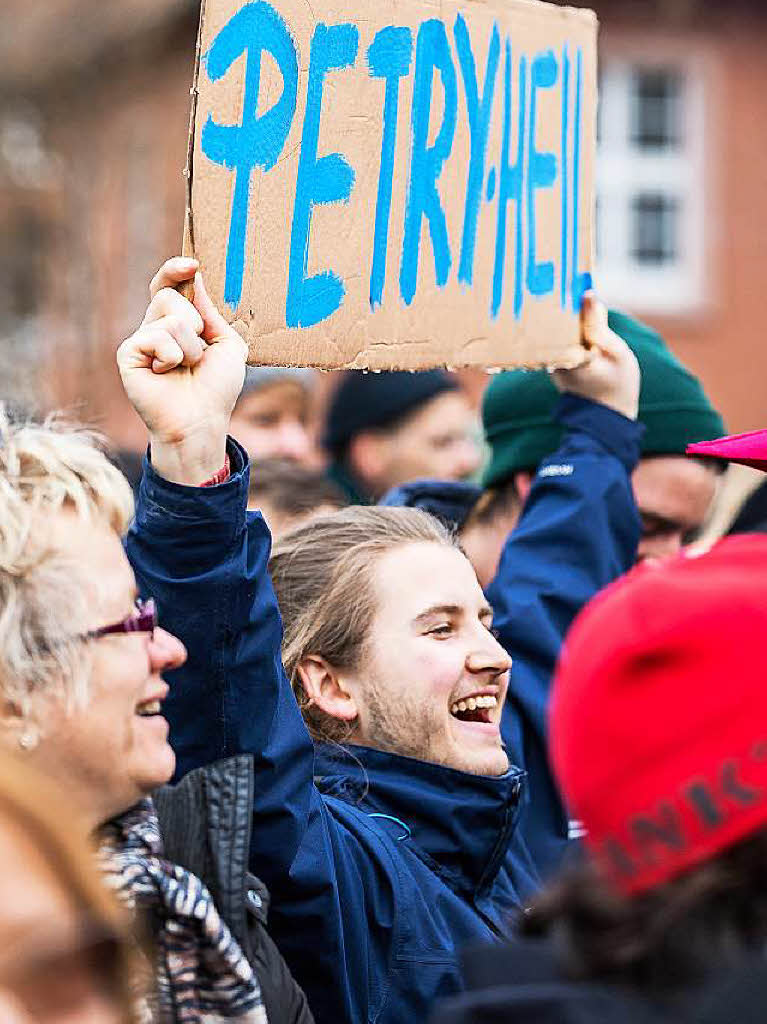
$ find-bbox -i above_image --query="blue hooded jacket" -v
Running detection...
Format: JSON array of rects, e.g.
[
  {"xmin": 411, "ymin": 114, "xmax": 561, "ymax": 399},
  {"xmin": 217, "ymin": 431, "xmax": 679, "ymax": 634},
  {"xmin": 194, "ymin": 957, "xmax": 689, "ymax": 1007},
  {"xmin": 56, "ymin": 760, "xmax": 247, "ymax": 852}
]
[{"xmin": 125, "ymin": 394, "xmax": 640, "ymax": 1024}]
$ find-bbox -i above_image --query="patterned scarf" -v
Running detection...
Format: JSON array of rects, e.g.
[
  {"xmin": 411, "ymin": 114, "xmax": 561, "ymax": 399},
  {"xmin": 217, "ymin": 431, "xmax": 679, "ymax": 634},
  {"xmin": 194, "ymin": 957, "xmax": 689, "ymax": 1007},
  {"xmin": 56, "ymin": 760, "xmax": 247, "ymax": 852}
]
[{"xmin": 98, "ymin": 799, "xmax": 267, "ymax": 1024}]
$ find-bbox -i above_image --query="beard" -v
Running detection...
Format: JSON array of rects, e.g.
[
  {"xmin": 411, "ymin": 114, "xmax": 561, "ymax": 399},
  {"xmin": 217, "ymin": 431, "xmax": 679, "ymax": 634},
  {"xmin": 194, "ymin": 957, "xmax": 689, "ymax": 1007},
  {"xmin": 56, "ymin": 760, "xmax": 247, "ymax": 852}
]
[{"xmin": 360, "ymin": 680, "xmax": 508, "ymax": 777}]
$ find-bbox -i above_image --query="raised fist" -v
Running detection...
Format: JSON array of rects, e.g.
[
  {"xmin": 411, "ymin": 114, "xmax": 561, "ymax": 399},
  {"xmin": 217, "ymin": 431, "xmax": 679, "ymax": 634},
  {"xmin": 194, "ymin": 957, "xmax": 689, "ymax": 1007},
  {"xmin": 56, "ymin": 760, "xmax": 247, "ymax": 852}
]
[
  {"xmin": 552, "ymin": 294, "xmax": 640, "ymax": 422},
  {"xmin": 117, "ymin": 257, "xmax": 248, "ymax": 484}
]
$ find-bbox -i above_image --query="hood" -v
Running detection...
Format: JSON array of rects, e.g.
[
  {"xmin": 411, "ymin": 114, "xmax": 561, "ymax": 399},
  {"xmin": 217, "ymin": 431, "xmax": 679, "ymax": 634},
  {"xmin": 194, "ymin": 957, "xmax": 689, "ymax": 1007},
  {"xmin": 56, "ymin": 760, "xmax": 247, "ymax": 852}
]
[{"xmin": 314, "ymin": 743, "xmax": 525, "ymax": 897}]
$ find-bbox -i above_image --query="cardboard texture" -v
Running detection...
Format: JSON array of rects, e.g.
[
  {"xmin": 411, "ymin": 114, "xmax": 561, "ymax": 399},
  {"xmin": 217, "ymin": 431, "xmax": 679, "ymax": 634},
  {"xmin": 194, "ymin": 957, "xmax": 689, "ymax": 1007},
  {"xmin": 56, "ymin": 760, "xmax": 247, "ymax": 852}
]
[{"xmin": 185, "ymin": 0, "xmax": 597, "ymax": 369}]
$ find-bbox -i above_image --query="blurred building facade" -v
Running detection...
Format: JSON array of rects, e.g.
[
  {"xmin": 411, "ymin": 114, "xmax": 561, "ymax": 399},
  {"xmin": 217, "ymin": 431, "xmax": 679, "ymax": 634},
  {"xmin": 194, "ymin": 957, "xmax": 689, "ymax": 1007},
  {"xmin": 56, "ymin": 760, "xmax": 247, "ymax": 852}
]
[
  {"xmin": 0, "ymin": 0, "xmax": 199, "ymax": 444},
  {"xmin": 0, "ymin": 0, "xmax": 765, "ymax": 447}
]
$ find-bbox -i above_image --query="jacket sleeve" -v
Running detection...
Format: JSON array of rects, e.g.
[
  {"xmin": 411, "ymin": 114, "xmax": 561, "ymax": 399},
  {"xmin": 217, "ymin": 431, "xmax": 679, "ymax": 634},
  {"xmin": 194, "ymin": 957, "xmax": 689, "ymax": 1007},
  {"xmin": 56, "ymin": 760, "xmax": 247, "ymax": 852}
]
[
  {"xmin": 487, "ymin": 394, "xmax": 642, "ymax": 880},
  {"xmin": 127, "ymin": 435, "xmax": 325, "ymax": 876},
  {"xmin": 126, "ymin": 440, "xmax": 391, "ymax": 1024}
]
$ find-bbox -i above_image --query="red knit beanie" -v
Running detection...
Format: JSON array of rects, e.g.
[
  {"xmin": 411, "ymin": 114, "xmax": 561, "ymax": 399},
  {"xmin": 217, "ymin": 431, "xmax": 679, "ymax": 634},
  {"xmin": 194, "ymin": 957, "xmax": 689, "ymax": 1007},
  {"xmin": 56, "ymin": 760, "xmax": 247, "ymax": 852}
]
[{"xmin": 551, "ymin": 534, "xmax": 767, "ymax": 896}]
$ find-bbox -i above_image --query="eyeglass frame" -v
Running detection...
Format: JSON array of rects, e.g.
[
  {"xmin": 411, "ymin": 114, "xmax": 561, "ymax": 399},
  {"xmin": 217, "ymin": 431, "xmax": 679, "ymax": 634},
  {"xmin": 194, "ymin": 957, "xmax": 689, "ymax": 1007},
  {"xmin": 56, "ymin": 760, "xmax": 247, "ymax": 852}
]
[{"xmin": 81, "ymin": 598, "xmax": 158, "ymax": 641}]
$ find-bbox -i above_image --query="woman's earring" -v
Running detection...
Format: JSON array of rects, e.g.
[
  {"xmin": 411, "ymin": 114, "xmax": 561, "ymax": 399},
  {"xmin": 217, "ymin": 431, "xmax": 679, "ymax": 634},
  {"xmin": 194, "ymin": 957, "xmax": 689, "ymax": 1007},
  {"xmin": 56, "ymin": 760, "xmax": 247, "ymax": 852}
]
[{"xmin": 18, "ymin": 729, "xmax": 38, "ymax": 751}]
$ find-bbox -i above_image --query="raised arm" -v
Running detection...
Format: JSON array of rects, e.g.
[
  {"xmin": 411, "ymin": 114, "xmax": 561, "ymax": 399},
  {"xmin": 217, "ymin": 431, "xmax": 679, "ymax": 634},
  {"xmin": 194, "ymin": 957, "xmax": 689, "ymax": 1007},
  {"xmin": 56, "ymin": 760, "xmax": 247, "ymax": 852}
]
[
  {"xmin": 118, "ymin": 257, "xmax": 322, "ymax": 862},
  {"xmin": 117, "ymin": 260, "xmax": 394, "ymax": 1024},
  {"xmin": 488, "ymin": 296, "xmax": 643, "ymax": 881}
]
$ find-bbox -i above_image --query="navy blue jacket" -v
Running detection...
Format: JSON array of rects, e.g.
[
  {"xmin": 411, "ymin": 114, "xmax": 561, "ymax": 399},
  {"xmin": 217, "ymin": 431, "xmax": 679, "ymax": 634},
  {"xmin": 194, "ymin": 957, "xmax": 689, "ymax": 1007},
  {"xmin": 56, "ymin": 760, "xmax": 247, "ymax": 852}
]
[
  {"xmin": 126, "ymin": 395, "xmax": 640, "ymax": 1024},
  {"xmin": 489, "ymin": 395, "xmax": 642, "ymax": 893}
]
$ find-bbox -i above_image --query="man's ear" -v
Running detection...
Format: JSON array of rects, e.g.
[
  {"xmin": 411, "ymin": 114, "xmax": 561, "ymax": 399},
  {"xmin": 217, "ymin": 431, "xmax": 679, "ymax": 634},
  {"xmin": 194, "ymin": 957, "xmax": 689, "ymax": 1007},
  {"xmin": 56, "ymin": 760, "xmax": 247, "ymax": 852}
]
[
  {"xmin": 514, "ymin": 470, "xmax": 534, "ymax": 505},
  {"xmin": 296, "ymin": 655, "xmax": 359, "ymax": 724}
]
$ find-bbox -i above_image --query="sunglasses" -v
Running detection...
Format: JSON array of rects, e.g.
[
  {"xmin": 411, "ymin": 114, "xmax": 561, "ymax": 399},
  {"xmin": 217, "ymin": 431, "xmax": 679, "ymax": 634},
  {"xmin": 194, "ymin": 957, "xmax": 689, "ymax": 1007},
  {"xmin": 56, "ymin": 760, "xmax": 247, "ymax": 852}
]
[{"xmin": 82, "ymin": 597, "xmax": 158, "ymax": 641}]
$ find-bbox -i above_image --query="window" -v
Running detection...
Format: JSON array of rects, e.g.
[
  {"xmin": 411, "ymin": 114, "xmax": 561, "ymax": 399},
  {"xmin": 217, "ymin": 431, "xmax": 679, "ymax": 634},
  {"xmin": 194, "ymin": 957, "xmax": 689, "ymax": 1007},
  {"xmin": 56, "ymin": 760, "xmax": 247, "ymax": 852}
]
[
  {"xmin": 632, "ymin": 193, "xmax": 679, "ymax": 265},
  {"xmin": 594, "ymin": 56, "xmax": 706, "ymax": 314},
  {"xmin": 631, "ymin": 69, "xmax": 682, "ymax": 150}
]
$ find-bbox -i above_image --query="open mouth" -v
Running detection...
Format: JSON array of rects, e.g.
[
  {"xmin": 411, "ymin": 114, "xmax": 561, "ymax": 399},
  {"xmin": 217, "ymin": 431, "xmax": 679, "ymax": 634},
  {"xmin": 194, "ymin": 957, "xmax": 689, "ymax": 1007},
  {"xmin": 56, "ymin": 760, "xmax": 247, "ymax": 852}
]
[
  {"xmin": 135, "ymin": 698, "xmax": 163, "ymax": 718},
  {"xmin": 450, "ymin": 694, "xmax": 498, "ymax": 725}
]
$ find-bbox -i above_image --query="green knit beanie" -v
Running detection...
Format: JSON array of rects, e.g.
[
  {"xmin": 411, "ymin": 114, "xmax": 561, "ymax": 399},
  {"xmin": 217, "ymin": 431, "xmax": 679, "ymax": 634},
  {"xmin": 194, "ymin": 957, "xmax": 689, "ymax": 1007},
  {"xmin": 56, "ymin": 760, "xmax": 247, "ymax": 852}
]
[{"xmin": 482, "ymin": 310, "xmax": 726, "ymax": 489}]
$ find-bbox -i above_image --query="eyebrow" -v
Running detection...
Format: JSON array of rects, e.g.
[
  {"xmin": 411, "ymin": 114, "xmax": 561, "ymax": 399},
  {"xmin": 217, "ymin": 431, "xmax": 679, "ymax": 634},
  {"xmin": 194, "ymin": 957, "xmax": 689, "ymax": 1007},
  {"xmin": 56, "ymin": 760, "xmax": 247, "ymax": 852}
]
[
  {"xmin": 413, "ymin": 603, "xmax": 494, "ymax": 625},
  {"xmin": 414, "ymin": 604, "xmax": 462, "ymax": 625}
]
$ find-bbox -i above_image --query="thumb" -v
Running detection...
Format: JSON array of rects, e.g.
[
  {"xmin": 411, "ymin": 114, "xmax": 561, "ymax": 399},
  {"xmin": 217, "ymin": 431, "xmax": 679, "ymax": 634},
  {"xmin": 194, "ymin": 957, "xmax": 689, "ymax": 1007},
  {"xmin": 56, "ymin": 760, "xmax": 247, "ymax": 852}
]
[
  {"xmin": 193, "ymin": 272, "xmax": 231, "ymax": 342},
  {"xmin": 581, "ymin": 294, "xmax": 618, "ymax": 357}
]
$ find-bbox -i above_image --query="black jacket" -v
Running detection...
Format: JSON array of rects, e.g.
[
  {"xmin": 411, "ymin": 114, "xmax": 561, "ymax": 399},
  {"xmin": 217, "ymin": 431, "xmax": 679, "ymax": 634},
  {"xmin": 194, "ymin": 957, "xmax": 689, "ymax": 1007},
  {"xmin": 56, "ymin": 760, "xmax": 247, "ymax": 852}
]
[
  {"xmin": 154, "ymin": 754, "xmax": 314, "ymax": 1024},
  {"xmin": 430, "ymin": 936, "xmax": 767, "ymax": 1024}
]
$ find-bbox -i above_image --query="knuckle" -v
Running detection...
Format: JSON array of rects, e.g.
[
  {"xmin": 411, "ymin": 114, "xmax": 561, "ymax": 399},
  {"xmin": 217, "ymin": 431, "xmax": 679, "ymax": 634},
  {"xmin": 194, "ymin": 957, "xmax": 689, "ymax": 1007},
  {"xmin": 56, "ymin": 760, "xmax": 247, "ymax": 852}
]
[{"xmin": 164, "ymin": 314, "xmax": 182, "ymax": 336}]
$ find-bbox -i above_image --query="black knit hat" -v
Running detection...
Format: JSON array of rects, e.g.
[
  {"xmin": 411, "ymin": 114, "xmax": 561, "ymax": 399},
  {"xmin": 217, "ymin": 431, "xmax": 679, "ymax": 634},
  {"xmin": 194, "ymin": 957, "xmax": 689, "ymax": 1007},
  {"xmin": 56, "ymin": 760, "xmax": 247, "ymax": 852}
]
[{"xmin": 323, "ymin": 370, "xmax": 458, "ymax": 455}]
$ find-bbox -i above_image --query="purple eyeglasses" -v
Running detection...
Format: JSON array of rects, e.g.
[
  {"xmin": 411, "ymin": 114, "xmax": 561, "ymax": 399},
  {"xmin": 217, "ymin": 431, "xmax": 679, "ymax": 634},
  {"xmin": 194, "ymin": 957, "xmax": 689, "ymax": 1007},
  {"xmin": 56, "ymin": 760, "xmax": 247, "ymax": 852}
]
[{"xmin": 83, "ymin": 598, "xmax": 158, "ymax": 641}]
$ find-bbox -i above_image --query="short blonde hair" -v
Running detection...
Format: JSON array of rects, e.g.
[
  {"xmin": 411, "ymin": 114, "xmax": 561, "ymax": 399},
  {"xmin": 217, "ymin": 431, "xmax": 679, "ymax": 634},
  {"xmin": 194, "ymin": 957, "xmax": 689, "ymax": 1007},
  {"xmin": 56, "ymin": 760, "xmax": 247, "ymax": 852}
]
[
  {"xmin": 269, "ymin": 505, "xmax": 456, "ymax": 743},
  {"xmin": 0, "ymin": 405, "xmax": 134, "ymax": 718}
]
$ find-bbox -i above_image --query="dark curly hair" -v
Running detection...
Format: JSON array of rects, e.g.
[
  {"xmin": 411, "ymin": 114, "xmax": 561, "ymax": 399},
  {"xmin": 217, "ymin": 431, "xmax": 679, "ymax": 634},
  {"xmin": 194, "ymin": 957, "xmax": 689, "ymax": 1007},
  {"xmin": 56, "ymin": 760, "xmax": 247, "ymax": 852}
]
[{"xmin": 520, "ymin": 831, "xmax": 767, "ymax": 994}]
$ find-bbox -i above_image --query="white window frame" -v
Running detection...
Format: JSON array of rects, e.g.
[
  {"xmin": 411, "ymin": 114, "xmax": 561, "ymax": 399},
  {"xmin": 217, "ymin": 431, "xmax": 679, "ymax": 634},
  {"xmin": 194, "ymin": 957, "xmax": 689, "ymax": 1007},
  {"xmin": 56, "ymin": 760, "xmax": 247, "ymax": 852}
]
[{"xmin": 594, "ymin": 48, "xmax": 709, "ymax": 316}]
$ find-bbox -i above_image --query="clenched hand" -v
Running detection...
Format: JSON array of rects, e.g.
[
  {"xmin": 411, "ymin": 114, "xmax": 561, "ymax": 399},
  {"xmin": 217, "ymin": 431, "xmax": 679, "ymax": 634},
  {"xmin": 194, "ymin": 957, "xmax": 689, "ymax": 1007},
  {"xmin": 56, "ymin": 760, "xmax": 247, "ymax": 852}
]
[
  {"xmin": 117, "ymin": 257, "xmax": 248, "ymax": 485},
  {"xmin": 552, "ymin": 294, "xmax": 640, "ymax": 422}
]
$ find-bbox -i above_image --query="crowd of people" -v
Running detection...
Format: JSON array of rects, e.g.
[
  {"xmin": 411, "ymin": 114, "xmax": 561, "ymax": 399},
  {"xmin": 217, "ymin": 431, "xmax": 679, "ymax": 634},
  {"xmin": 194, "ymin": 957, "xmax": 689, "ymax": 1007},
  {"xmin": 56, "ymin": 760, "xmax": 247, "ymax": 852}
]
[{"xmin": 2, "ymin": 253, "xmax": 767, "ymax": 1023}]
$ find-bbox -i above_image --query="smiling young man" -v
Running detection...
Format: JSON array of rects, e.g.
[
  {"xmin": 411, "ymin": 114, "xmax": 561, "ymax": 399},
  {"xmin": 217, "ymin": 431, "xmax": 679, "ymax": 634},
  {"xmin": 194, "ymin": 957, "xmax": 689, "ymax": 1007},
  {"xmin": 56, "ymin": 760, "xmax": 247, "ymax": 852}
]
[
  {"xmin": 119, "ymin": 259, "xmax": 641, "ymax": 1024},
  {"xmin": 269, "ymin": 505, "xmax": 512, "ymax": 779}
]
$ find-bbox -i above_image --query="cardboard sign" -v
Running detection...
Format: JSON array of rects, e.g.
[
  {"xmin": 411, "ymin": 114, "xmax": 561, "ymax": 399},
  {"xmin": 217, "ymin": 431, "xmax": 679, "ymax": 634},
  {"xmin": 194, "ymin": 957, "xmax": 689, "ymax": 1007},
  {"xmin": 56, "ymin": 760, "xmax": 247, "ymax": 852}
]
[{"xmin": 185, "ymin": 0, "xmax": 597, "ymax": 369}]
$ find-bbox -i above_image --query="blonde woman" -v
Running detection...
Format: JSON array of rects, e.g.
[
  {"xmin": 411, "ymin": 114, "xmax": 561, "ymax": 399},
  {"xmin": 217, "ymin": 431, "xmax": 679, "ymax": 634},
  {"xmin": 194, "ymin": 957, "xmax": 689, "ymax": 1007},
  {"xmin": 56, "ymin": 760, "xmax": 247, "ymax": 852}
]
[{"xmin": 0, "ymin": 402, "xmax": 311, "ymax": 1022}]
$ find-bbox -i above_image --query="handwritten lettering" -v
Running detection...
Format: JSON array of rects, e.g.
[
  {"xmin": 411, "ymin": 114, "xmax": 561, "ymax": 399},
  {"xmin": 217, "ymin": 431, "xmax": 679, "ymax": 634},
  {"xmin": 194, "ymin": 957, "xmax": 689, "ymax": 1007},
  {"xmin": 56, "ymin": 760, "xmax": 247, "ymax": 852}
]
[{"xmin": 199, "ymin": 0, "xmax": 590, "ymax": 327}]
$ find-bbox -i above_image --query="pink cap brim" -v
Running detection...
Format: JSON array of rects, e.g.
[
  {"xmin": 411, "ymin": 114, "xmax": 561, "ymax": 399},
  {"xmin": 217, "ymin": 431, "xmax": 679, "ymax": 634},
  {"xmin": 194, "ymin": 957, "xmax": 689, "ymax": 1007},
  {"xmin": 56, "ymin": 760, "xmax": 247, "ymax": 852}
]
[{"xmin": 687, "ymin": 430, "xmax": 767, "ymax": 471}]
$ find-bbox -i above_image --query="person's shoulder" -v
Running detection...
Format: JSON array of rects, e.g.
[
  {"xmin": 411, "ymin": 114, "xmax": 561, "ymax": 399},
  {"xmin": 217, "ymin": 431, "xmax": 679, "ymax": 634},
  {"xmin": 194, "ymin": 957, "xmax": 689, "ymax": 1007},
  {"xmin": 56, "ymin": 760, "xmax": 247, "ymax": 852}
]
[
  {"xmin": 461, "ymin": 934, "xmax": 564, "ymax": 990},
  {"xmin": 432, "ymin": 935, "xmax": 670, "ymax": 1024},
  {"xmin": 154, "ymin": 755, "xmax": 254, "ymax": 868}
]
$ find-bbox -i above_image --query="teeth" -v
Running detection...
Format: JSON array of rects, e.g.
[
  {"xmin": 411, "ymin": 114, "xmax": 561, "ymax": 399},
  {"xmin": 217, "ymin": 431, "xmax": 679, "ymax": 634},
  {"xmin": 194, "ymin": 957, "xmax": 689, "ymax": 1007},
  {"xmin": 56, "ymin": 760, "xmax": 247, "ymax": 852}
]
[
  {"xmin": 136, "ymin": 699, "xmax": 161, "ymax": 717},
  {"xmin": 476, "ymin": 695, "xmax": 498, "ymax": 709},
  {"xmin": 450, "ymin": 695, "xmax": 499, "ymax": 716}
]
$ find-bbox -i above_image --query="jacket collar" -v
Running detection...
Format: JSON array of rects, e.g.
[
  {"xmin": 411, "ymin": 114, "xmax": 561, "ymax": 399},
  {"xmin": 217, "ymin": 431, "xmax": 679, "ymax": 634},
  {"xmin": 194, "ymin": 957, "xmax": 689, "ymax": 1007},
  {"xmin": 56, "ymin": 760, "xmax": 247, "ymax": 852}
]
[{"xmin": 314, "ymin": 743, "xmax": 525, "ymax": 897}]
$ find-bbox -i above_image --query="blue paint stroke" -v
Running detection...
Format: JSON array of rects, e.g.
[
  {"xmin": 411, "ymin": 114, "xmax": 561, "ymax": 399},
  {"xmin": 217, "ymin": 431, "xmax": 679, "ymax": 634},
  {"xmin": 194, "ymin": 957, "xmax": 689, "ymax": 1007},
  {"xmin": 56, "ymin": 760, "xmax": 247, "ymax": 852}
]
[
  {"xmin": 286, "ymin": 22, "xmax": 359, "ymax": 328},
  {"xmin": 201, "ymin": 1, "xmax": 299, "ymax": 309},
  {"xmin": 454, "ymin": 15, "xmax": 500, "ymax": 287},
  {"xmin": 492, "ymin": 42, "xmax": 526, "ymax": 319},
  {"xmin": 367, "ymin": 26, "xmax": 413, "ymax": 309},
  {"xmin": 400, "ymin": 19, "xmax": 458, "ymax": 306},
  {"xmin": 571, "ymin": 47, "xmax": 590, "ymax": 311},
  {"xmin": 560, "ymin": 45, "xmax": 570, "ymax": 308},
  {"xmin": 486, "ymin": 167, "xmax": 496, "ymax": 202},
  {"xmin": 526, "ymin": 49, "xmax": 557, "ymax": 299}
]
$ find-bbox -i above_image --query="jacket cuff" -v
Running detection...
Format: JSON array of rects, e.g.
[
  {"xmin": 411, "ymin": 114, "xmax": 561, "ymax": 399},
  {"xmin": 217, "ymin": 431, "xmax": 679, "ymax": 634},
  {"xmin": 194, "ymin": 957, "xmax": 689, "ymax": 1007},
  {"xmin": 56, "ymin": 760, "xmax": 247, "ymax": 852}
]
[
  {"xmin": 200, "ymin": 453, "xmax": 231, "ymax": 488},
  {"xmin": 139, "ymin": 437, "xmax": 249, "ymax": 526},
  {"xmin": 553, "ymin": 394, "xmax": 645, "ymax": 474}
]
